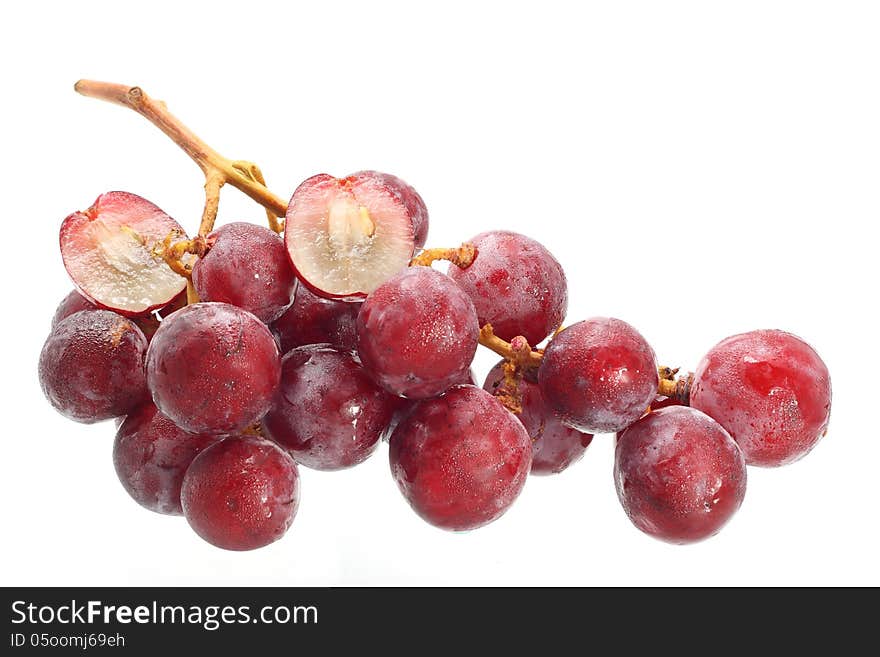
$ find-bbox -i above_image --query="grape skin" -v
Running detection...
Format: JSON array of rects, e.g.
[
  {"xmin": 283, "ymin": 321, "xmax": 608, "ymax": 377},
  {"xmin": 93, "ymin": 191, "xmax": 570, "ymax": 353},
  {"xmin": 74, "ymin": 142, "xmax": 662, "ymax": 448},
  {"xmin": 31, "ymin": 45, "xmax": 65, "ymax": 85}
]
[
  {"xmin": 263, "ymin": 345, "xmax": 397, "ymax": 470},
  {"xmin": 39, "ymin": 310, "xmax": 149, "ymax": 423},
  {"xmin": 146, "ymin": 302, "xmax": 281, "ymax": 434},
  {"xmin": 181, "ymin": 435, "xmax": 300, "ymax": 551},
  {"xmin": 192, "ymin": 222, "xmax": 296, "ymax": 324},
  {"xmin": 389, "ymin": 385, "xmax": 532, "ymax": 531},
  {"xmin": 484, "ymin": 361, "xmax": 593, "ymax": 475},
  {"xmin": 113, "ymin": 401, "xmax": 221, "ymax": 515},
  {"xmin": 538, "ymin": 317, "xmax": 659, "ymax": 433},
  {"xmin": 357, "ymin": 267, "xmax": 479, "ymax": 399},
  {"xmin": 447, "ymin": 230, "xmax": 568, "ymax": 345},
  {"xmin": 271, "ymin": 284, "xmax": 361, "ymax": 354},
  {"xmin": 51, "ymin": 290, "xmax": 97, "ymax": 328},
  {"xmin": 615, "ymin": 407, "xmax": 747, "ymax": 544},
  {"xmin": 690, "ymin": 329, "xmax": 832, "ymax": 467}
]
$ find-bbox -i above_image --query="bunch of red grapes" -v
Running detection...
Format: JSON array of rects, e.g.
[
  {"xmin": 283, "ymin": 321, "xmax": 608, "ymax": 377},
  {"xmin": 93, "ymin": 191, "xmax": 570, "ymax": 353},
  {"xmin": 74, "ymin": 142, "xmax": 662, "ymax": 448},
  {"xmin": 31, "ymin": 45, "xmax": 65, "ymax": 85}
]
[{"xmin": 39, "ymin": 171, "xmax": 832, "ymax": 551}]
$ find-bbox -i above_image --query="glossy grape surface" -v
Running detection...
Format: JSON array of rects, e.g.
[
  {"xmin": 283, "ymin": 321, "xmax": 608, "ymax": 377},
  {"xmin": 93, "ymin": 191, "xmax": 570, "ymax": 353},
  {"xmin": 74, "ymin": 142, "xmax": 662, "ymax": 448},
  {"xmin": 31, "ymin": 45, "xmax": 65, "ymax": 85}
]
[
  {"xmin": 357, "ymin": 267, "xmax": 478, "ymax": 399},
  {"xmin": 484, "ymin": 361, "xmax": 592, "ymax": 475},
  {"xmin": 263, "ymin": 345, "xmax": 397, "ymax": 470},
  {"xmin": 389, "ymin": 385, "xmax": 532, "ymax": 531},
  {"xmin": 272, "ymin": 284, "xmax": 361, "ymax": 354},
  {"xmin": 113, "ymin": 401, "xmax": 221, "ymax": 514},
  {"xmin": 690, "ymin": 329, "xmax": 832, "ymax": 467},
  {"xmin": 538, "ymin": 317, "xmax": 659, "ymax": 433},
  {"xmin": 181, "ymin": 435, "xmax": 300, "ymax": 551},
  {"xmin": 39, "ymin": 310, "xmax": 148, "ymax": 423},
  {"xmin": 447, "ymin": 231, "xmax": 567, "ymax": 345},
  {"xmin": 146, "ymin": 303, "xmax": 281, "ymax": 434},
  {"xmin": 615, "ymin": 406, "xmax": 747, "ymax": 544},
  {"xmin": 192, "ymin": 222, "xmax": 296, "ymax": 323}
]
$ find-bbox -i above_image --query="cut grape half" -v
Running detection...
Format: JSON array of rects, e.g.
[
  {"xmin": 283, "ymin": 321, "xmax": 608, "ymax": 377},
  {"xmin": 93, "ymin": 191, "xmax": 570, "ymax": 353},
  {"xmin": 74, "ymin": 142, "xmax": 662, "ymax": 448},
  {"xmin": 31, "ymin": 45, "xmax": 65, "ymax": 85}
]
[
  {"xmin": 60, "ymin": 191, "xmax": 190, "ymax": 316},
  {"xmin": 284, "ymin": 173, "xmax": 415, "ymax": 300}
]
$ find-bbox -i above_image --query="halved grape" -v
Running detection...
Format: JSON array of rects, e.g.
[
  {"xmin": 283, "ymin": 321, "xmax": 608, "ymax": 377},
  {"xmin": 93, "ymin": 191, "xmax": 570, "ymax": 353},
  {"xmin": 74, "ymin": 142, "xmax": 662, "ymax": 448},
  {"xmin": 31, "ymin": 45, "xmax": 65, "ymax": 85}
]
[
  {"xmin": 60, "ymin": 191, "xmax": 189, "ymax": 315},
  {"xmin": 284, "ymin": 173, "xmax": 415, "ymax": 299}
]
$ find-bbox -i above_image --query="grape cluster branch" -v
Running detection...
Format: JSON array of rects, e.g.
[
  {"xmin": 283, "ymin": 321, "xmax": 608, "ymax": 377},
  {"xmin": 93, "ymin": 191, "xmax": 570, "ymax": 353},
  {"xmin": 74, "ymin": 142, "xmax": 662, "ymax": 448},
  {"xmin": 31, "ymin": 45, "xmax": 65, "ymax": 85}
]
[{"xmin": 73, "ymin": 80, "xmax": 287, "ymax": 237}]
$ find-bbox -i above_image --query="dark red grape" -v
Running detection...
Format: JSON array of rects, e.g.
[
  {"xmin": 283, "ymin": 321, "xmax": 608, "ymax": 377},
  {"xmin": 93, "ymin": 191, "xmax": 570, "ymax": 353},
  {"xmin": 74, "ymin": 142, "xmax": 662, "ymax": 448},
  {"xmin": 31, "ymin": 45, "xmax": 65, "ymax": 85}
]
[
  {"xmin": 51, "ymin": 290, "xmax": 97, "ymax": 328},
  {"xmin": 357, "ymin": 267, "xmax": 478, "ymax": 399},
  {"xmin": 181, "ymin": 435, "xmax": 300, "ymax": 551},
  {"xmin": 39, "ymin": 310, "xmax": 148, "ymax": 423},
  {"xmin": 484, "ymin": 361, "xmax": 593, "ymax": 475},
  {"xmin": 192, "ymin": 222, "xmax": 296, "ymax": 323},
  {"xmin": 351, "ymin": 170, "xmax": 429, "ymax": 249},
  {"xmin": 690, "ymin": 329, "xmax": 832, "ymax": 467},
  {"xmin": 538, "ymin": 317, "xmax": 659, "ymax": 433},
  {"xmin": 113, "ymin": 401, "xmax": 221, "ymax": 515},
  {"xmin": 272, "ymin": 283, "xmax": 361, "ymax": 354},
  {"xmin": 389, "ymin": 385, "xmax": 532, "ymax": 531},
  {"xmin": 146, "ymin": 302, "xmax": 281, "ymax": 434},
  {"xmin": 615, "ymin": 407, "xmax": 747, "ymax": 544},
  {"xmin": 263, "ymin": 345, "xmax": 397, "ymax": 470},
  {"xmin": 447, "ymin": 231, "xmax": 567, "ymax": 345}
]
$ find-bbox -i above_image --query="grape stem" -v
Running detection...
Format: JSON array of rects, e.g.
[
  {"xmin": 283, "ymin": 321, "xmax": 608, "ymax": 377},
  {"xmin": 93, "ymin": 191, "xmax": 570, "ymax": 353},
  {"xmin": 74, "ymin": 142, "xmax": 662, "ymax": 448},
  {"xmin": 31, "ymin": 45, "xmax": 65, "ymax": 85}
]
[
  {"xmin": 411, "ymin": 243, "xmax": 477, "ymax": 268},
  {"xmin": 478, "ymin": 325, "xmax": 543, "ymax": 370},
  {"xmin": 657, "ymin": 367, "xmax": 693, "ymax": 405},
  {"xmin": 73, "ymin": 80, "xmax": 287, "ymax": 236}
]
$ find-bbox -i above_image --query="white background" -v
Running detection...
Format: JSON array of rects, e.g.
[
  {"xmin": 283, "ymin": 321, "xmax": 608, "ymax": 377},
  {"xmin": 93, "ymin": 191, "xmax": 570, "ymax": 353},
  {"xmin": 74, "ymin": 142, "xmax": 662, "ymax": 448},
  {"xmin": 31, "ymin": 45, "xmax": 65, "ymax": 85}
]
[{"xmin": 2, "ymin": 1, "xmax": 878, "ymax": 586}]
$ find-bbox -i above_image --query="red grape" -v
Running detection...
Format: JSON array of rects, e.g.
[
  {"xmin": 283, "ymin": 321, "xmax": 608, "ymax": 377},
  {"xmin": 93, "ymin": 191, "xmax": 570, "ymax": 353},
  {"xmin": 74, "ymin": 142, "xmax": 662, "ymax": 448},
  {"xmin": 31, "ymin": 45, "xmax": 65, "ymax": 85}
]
[
  {"xmin": 285, "ymin": 173, "xmax": 415, "ymax": 299},
  {"xmin": 146, "ymin": 302, "xmax": 281, "ymax": 434},
  {"xmin": 351, "ymin": 170, "xmax": 429, "ymax": 249},
  {"xmin": 389, "ymin": 385, "xmax": 532, "ymax": 531},
  {"xmin": 39, "ymin": 310, "xmax": 148, "ymax": 423},
  {"xmin": 113, "ymin": 401, "xmax": 221, "ymax": 515},
  {"xmin": 263, "ymin": 345, "xmax": 397, "ymax": 470},
  {"xmin": 60, "ymin": 191, "xmax": 190, "ymax": 315},
  {"xmin": 538, "ymin": 317, "xmax": 659, "ymax": 433},
  {"xmin": 484, "ymin": 361, "xmax": 593, "ymax": 475},
  {"xmin": 357, "ymin": 267, "xmax": 478, "ymax": 399},
  {"xmin": 192, "ymin": 222, "xmax": 296, "ymax": 323},
  {"xmin": 615, "ymin": 407, "xmax": 747, "ymax": 544},
  {"xmin": 690, "ymin": 330, "xmax": 832, "ymax": 467},
  {"xmin": 271, "ymin": 283, "xmax": 361, "ymax": 354},
  {"xmin": 51, "ymin": 290, "xmax": 97, "ymax": 328},
  {"xmin": 447, "ymin": 231, "xmax": 567, "ymax": 345},
  {"xmin": 181, "ymin": 435, "xmax": 300, "ymax": 551}
]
